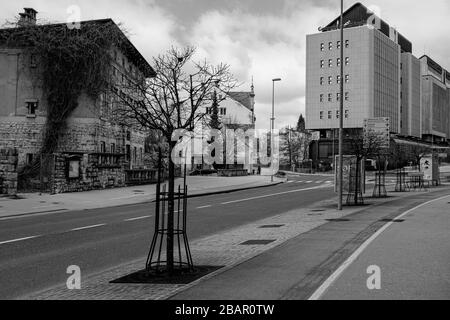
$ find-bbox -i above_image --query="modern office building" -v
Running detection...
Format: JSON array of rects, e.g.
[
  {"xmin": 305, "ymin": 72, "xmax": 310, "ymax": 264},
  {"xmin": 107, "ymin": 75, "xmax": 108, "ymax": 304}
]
[{"xmin": 305, "ymin": 2, "xmax": 449, "ymax": 164}]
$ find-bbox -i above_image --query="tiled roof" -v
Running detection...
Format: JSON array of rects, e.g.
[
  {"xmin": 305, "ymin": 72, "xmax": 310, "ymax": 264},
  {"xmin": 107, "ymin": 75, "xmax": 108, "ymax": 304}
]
[{"xmin": 227, "ymin": 91, "xmax": 254, "ymax": 111}]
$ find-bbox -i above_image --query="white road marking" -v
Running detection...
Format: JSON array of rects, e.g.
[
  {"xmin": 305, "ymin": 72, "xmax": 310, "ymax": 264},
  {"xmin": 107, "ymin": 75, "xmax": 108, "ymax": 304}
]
[
  {"xmin": 0, "ymin": 235, "xmax": 40, "ymax": 246},
  {"xmin": 308, "ymin": 194, "xmax": 450, "ymax": 300},
  {"xmin": 70, "ymin": 224, "xmax": 106, "ymax": 232},
  {"xmin": 325, "ymin": 181, "xmax": 333, "ymax": 184},
  {"xmin": 196, "ymin": 205, "xmax": 212, "ymax": 209},
  {"xmin": 306, "ymin": 181, "xmax": 313, "ymax": 183},
  {"xmin": 286, "ymin": 181, "xmax": 294, "ymax": 184},
  {"xmin": 221, "ymin": 185, "xmax": 328, "ymax": 205},
  {"xmin": 315, "ymin": 181, "xmax": 323, "ymax": 184},
  {"xmin": 124, "ymin": 215, "xmax": 152, "ymax": 222}
]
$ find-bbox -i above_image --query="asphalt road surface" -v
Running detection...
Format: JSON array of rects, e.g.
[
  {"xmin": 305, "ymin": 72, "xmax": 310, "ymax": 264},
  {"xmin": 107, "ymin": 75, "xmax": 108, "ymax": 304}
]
[{"xmin": 0, "ymin": 174, "xmax": 334, "ymax": 299}]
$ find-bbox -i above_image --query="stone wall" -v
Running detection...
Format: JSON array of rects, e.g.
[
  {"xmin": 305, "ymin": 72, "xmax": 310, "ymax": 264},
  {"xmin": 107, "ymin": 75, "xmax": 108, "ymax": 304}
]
[
  {"xmin": 0, "ymin": 148, "xmax": 18, "ymax": 196},
  {"xmin": 52, "ymin": 152, "xmax": 126, "ymax": 194}
]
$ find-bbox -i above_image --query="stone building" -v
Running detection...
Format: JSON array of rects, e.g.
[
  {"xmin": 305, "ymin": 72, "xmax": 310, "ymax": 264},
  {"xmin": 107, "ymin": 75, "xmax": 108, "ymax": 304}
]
[{"xmin": 0, "ymin": 9, "xmax": 156, "ymax": 193}]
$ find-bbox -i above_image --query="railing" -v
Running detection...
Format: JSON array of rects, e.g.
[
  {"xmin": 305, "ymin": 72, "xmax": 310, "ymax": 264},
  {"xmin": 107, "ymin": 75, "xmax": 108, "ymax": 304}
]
[
  {"xmin": 217, "ymin": 169, "xmax": 248, "ymax": 177},
  {"xmin": 125, "ymin": 169, "xmax": 158, "ymax": 185}
]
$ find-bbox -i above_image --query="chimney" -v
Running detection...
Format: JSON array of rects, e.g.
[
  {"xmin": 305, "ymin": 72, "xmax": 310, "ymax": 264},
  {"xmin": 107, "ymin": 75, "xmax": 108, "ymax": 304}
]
[{"xmin": 18, "ymin": 8, "xmax": 38, "ymax": 27}]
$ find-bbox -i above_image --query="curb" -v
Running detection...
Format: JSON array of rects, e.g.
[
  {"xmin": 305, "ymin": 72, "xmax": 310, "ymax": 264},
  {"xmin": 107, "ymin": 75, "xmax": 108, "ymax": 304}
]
[{"xmin": 0, "ymin": 181, "xmax": 285, "ymax": 220}]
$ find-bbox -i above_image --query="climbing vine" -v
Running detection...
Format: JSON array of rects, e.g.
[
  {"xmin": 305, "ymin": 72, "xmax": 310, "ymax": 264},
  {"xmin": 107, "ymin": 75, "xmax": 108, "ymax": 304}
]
[{"xmin": 1, "ymin": 19, "xmax": 125, "ymax": 178}]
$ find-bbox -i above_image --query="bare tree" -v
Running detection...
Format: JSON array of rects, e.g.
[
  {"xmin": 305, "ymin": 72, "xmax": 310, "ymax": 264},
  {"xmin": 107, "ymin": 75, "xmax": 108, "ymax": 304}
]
[
  {"xmin": 280, "ymin": 126, "xmax": 311, "ymax": 170},
  {"xmin": 113, "ymin": 46, "xmax": 238, "ymax": 273},
  {"xmin": 346, "ymin": 128, "xmax": 387, "ymax": 204}
]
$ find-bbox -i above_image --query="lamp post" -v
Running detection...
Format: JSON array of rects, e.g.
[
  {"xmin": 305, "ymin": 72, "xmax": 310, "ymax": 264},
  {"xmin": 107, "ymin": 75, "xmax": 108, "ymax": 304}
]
[
  {"xmin": 338, "ymin": 0, "xmax": 344, "ymax": 210},
  {"xmin": 271, "ymin": 78, "xmax": 282, "ymax": 182}
]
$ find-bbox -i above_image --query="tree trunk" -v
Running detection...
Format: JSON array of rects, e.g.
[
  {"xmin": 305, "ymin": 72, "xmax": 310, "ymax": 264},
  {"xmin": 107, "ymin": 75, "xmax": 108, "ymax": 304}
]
[{"xmin": 166, "ymin": 140, "xmax": 176, "ymax": 274}]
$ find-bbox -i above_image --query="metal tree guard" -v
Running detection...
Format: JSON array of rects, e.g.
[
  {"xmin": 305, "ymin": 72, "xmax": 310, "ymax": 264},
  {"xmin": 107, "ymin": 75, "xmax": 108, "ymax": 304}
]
[
  {"xmin": 373, "ymin": 156, "xmax": 387, "ymax": 198},
  {"xmin": 146, "ymin": 149, "xmax": 194, "ymax": 273},
  {"xmin": 346, "ymin": 161, "xmax": 364, "ymax": 205},
  {"xmin": 395, "ymin": 167, "xmax": 408, "ymax": 192}
]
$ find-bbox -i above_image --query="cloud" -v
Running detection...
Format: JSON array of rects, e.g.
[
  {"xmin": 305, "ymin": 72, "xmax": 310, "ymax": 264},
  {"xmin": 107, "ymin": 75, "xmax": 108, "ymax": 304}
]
[{"xmin": 188, "ymin": 5, "xmax": 335, "ymax": 129}]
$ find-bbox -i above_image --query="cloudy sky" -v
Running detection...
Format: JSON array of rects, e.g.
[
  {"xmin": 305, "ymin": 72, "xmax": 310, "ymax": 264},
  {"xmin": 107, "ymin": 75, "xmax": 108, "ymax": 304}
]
[{"xmin": 1, "ymin": 0, "xmax": 450, "ymax": 129}]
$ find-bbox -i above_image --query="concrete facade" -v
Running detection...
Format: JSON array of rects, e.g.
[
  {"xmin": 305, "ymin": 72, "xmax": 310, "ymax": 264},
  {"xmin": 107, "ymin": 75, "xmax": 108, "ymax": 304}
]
[{"xmin": 306, "ymin": 25, "xmax": 403, "ymax": 134}]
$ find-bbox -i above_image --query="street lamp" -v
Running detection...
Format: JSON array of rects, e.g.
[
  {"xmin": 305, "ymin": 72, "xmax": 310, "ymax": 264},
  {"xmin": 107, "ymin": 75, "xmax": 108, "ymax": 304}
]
[
  {"xmin": 338, "ymin": 0, "xmax": 344, "ymax": 210},
  {"xmin": 271, "ymin": 78, "xmax": 281, "ymax": 182}
]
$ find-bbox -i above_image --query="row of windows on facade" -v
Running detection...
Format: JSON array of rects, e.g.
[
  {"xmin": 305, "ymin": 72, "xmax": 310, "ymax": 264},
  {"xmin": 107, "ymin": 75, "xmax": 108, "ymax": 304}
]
[
  {"xmin": 320, "ymin": 92, "xmax": 350, "ymax": 102},
  {"xmin": 320, "ymin": 40, "xmax": 350, "ymax": 51},
  {"xmin": 113, "ymin": 50, "xmax": 135, "ymax": 76},
  {"xmin": 319, "ymin": 110, "xmax": 350, "ymax": 120},
  {"xmin": 320, "ymin": 57, "xmax": 350, "ymax": 68},
  {"xmin": 320, "ymin": 74, "xmax": 350, "ymax": 85},
  {"xmin": 205, "ymin": 107, "xmax": 227, "ymax": 115}
]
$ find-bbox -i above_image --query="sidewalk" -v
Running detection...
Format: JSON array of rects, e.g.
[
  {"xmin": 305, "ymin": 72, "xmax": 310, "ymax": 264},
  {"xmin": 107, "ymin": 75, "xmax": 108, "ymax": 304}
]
[
  {"xmin": 22, "ymin": 184, "xmax": 450, "ymax": 300},
  {"xmin": 0, "ymin": 175, "xmax": 283, "ymax": 218}
]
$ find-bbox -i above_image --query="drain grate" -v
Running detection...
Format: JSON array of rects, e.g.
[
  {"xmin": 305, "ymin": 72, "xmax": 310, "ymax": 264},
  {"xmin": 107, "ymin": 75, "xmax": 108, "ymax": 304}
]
[
  {"xmin": 240, "ymin": 239, "xmax": 276, "ymax": 245},
  {"xmin": 326, "ymin": 218, "xmax": 350, "ymax": 222},
  {"xmin": 380, "ymin": 219, "xmax": 405, "ymax": 223},
  {"xmin": 259, "ymin": 224, "xmax": 285, "ymax": 229}
]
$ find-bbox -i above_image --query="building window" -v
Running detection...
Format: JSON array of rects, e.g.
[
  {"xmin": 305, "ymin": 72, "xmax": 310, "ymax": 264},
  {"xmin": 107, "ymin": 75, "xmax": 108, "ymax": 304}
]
[
  {"xmin": 320, "ymin": 43, "xmax": 324, "ymax": 51},
  {"xmin": 126, "ymin": 131, "xmax": 131, "ymax": 141},
  {"xmin": 328, "ymin": 93, "xmax": 332, "ymax": 102},
  {"xmin": 320, "ymin": 111, "xmax": 324, "ymax": 119},
  {"xmin": 345, "ymin": 92, "xmax": 349, "ymax": 101},
  {"xmin": 336, "ymin": 93, "xmax": 340, "ymax": 101},
  {"xmin": 328, "ymin": 59, "xmax": 333, "ymax": 68},
  {"xmin": 329, "ymin": 42, "xmax": 333, "ymax": 50},
  {"xmin": 328, "ymin": 76, "xmax": 332, "ymax": 85},
  {"xmin": 320, "ymin": 94, "xmax": 324, "ymax": 102},
  {"xmin": 345, "ymin": 110, "xmax": 349, "ymax": 118},
  {"xmin": 133, "ymin": 147, "xmax": 137, "ymax": 163},
  {"xmin": 100, "ymin": 141, "xmax": 106, "ymax": 153},
  {"xmin": 337, "ymin": 41, "xmax": 341, "ymax": 49},
  {"xmin": 220, "ymin": 108, "xmax": 227, "ymax": 115},
  {"xmin": 345, "ymin": 40, "xmax": 349, "ymax": 48},
  {"xmin": 328, "ymin": 111, "xmax": 332, "ymax": 119},
  {"xmin": 336, "ymin": 110, "xmax": 340, "ymax": 119},
  {"xmin": 26, "ymin": 101, "xmax": 38, "ymax": 115},
  {"xmin": 345, "ymin": 57, "xmax": 349, "ymax": 65},
  {"xmin": 320, "ymin": 60, "xmax": 324, "ymax": 68},
  {"xmin": 337, "ymin": 58, "xmax": 341, "ymax": 67},
  {"xmin": 337, "ymin": 75, "xmax": 341, "ymax": 84},
  {"xmin": 320, "ymin": 77, "xmax": 324, "ymax": 85},
  {"xmin": 111, "ymin": 143, "xmax": 116, "ymax": 153},
  {"xmin": 345, "ymin": 74, "xmax": 350, "ymax": 83}
]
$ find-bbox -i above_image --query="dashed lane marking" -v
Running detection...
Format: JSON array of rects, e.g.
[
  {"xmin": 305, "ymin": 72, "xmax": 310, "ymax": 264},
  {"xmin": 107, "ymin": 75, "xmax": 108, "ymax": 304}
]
[
  {"xmin": 0, "ymin": 235, "xmax": 41, "ymax": 246},
  {"xmin": 124, "ymin": 215, "xmax": 152, "ymax": 222},
  {"xmin": 221, "ymin": 185, "xmax": 328, "ymax": 205},
  {"xmin": 196, "ymin": 205, "xmax": 212, "ymax": 209},
  {"xmin": 70, "ymin": 224, "xmax": 106, "ymax": 232}
]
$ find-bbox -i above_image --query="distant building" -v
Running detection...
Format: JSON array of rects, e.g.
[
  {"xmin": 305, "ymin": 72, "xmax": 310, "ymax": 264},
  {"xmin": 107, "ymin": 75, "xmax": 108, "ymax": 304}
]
[
  {"xmin": 0, "ymin": 9, "xmax": 156, "ymax": 193},
  {"xmin": 305, "ymin": 2, "xmax": 449, "ymax": 165},
  {"xmin": 197, "ymin": 84, "xmax": 256, "ymax": 174}
]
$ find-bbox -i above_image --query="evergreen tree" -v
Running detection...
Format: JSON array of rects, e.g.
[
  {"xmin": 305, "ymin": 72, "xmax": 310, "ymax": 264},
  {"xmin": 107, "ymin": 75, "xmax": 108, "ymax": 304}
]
[
  {"xmin": 209, "ymin": 90, "xmax": 222, "ymax": 130},
  {"xmin": 297, "ymin": 114, "xmax": 306, "ymax": 132}
]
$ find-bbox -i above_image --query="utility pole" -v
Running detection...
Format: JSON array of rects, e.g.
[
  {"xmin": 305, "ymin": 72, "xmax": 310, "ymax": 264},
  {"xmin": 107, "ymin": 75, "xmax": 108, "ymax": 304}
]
[
  {"xmin": 338, "ymin": 0, "xmax": 344, "ymax": 210},
  {"xmin": 271, "ymin": 78, "xmax": 281, "ymax": 182}
]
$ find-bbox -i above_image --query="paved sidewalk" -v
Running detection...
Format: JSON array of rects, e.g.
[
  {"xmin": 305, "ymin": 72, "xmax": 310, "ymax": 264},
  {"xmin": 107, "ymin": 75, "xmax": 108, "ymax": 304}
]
[
  {"xmin": 171, "ymin": 187, "xmax": 450, "ymax": 300},
  {"xmin": 22, "ymin": 185, "xmax": 450, "ymax": 300},
  {"xmin": 0, "ymin": 175, "xmax": 283, "ymax": 218}
]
